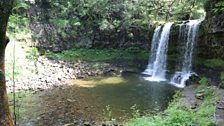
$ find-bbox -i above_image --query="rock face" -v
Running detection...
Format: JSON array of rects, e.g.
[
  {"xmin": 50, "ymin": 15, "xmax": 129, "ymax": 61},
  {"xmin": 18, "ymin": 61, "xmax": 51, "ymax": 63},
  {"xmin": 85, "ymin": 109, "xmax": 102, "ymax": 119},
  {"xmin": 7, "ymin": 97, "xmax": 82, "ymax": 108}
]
[
  {"xmin": 28, "ymin": 1, "xmax": 74, "ymax": 53},
  {"xmin": 26, "ymin": 1, "xmax": 153, "ymax": 53},
  {"xmin": 205, "ymin": 0, "xmax": 224, "ymax": 33},
  {"xmin": 26, "ymin": 0, "xmax": 223, "ymax": 59},
  {"xmin": 206, "ymin": 13, "xmax": 224, "ymax": 33},
  {"xmin": 197, "ymin": 0, "xmax": 224, "ymax": 59}
]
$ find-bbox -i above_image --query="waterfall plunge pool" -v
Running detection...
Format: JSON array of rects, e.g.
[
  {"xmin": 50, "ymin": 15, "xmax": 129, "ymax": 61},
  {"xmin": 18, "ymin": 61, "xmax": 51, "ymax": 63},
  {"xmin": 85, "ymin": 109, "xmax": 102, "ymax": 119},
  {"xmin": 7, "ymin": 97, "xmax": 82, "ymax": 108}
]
[{"xmin": 9, "ymin": 72, "xmax": 178, "ymax": 125}]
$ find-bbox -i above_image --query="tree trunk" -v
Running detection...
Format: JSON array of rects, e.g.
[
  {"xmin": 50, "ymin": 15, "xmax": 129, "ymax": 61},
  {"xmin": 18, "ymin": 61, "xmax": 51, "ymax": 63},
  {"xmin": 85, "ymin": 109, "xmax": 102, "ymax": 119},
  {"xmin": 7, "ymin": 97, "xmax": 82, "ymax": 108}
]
[{"xmin": 0, "ymin": 0, "xmax": 14, "ymax": 126}]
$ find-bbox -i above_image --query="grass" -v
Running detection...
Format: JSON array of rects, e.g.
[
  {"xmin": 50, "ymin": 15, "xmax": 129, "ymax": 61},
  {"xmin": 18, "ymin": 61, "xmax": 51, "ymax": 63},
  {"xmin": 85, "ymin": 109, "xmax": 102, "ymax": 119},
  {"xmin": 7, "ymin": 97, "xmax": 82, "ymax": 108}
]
[
  {"xmin": 195, "ymin": 77, "xmax": 208, "ymax": 92},
  {"xmin": 125, "ymin": 78, "xmax": 219, "ymax": 126},
  {"xmin": 45, "ymin": 47, "xmax": 148, "ymax": 62}
]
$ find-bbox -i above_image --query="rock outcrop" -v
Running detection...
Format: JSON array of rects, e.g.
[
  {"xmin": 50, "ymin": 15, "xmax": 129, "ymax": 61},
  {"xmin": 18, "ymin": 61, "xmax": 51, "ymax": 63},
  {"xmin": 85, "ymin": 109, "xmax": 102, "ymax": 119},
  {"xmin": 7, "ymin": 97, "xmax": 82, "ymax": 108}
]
[
  {"xmin": 197, "ymin": 0, "xmax": 224, "ymax": 59},
  {"xmin": 28, "ymin": 1, "xmax": 74, "ymax": 53},
  {"xmin": 26, "ymin": 1, "xmax": 153, "ymax": 53},
  {"xmin": 25, "ymin": 0, "xmax": 224, "ymax": 59}
]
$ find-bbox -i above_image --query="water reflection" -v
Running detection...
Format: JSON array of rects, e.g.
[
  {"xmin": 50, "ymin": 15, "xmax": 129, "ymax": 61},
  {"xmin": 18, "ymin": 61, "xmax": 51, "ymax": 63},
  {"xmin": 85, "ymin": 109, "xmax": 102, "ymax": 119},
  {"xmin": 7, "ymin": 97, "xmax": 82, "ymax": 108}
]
[
  {"xmin": 69, "ymin": 72, "xmax": 177, "ymax": 117},
  {"xmin": 10, "ymin": 73, "xmax": 177, "ymax": 125}
]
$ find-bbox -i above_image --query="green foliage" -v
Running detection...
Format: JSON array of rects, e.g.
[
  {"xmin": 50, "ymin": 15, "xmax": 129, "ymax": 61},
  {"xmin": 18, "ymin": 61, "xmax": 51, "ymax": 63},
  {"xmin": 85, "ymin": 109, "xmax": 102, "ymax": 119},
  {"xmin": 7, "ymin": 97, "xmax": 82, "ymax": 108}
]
[
  {"xmin": 131, "ymin": 104, "xmax": 140, "ymax": 119},
  {"xmin": 195, "ymin": 86, "xmax": 218, "ymax": 126},
  {"xmin": 163, "ymin": 107, "xmax": 194, "ymax": 126},
  {"xmin": 220, "ymin": 72, "xmax": 224, "ymax": 88},
  {"xmin": 45, "ymin": 47, "xmax": 148, "ymax": 62},
  {"xmin": 125, "ymin": 86, "xmax": 217, "ymax": 126},
  {"xmin": 45, "ymin": 0, "xmax": 118, "ymax": 38},
  {"xmin": 28, "ymin": 0, "xmax": 205, "ymax": 45},
  {"xmin": 6, "ymin": 0, "xmax": 206, "ymax": 51},
  {"xmin": 13, "ymin": 0, "xmax": 30, "ymax": 10},
  {"xmin": 213, "ymin": 1, "xmax": 224, "ymax": 13},
  {"xmin": 7, "ymin": 0, "xmax": 31, "ymax": 40},
  {"xmin": 190, "ymin": 7, "xmax": 206, "ymax": 19},
  {"xmin": 26, "ymin": 47, "xmax": 39, "ymax": 73},
  {"xmin": 92, "ymin": 63, "xmax": 109, "ymax": 69},
  {"xmin": 203, "ymin": 87, "xmax": 215, "ymax": 98},
  {"xmin": 49, "ymin": 18, "xmax": 69, "ymax": 33},
  {"xmin": 8, "ymin": 15, "xmax": 30, "ymax": 37},
  {"xmin": 204, "ymin": 0, "xmax": 211, "ymax": 12},
  {"xmin": 26, "ymin": 47, "xmax": 39, "ymax": 61},
  {"xmin": 103, "ymin": 105, "xmax": 113, "ymax": 121},
  {"xmin": 199, "ymin": 77, "xmax": 209, "ymax": 86},
  {"xmin": 204, "ymin": 58, "xmax": 224, "ymax": 69},
  {"xmin": 167, "ymin": 0, "xmax": 205, "ymax": 20},
  {"xmin": 196, "ymin": 77, "xmax": 209, "ymax": 93}
]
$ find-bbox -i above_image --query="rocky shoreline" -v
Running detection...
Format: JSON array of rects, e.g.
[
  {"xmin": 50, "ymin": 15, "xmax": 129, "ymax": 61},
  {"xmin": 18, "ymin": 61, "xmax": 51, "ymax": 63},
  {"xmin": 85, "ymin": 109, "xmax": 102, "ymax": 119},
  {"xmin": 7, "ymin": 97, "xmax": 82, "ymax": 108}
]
[
  {"xmin": 180, "ymin": 85, "xmax": 224, "ymax": 126},
  {"xmin": 6, "ymin": 56, "xmax": 125, "ymax": 93},
  {"xmin": 6, "ymin": 56, "xmax": 140, "ymax": 126}
]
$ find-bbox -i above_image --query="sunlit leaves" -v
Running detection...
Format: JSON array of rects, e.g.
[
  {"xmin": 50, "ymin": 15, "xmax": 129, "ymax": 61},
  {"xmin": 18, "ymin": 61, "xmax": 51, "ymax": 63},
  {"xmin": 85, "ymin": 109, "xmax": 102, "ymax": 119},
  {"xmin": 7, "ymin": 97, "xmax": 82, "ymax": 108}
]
[
  {"xmin": 213, "ymin": 1, "xmax": 224, "ymax": 13},
  {"xmin": 14, "ymin": 0, "xmax": 29, "ymax": 11}
]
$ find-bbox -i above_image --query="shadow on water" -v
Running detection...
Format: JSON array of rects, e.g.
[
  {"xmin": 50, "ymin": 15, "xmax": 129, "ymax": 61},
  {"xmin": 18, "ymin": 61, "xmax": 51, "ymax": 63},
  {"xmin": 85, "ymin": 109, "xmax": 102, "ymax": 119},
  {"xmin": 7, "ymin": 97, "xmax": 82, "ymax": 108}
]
[{"xmin": 9, "ymin": 72, "xmax": 178, "ymax": 126}]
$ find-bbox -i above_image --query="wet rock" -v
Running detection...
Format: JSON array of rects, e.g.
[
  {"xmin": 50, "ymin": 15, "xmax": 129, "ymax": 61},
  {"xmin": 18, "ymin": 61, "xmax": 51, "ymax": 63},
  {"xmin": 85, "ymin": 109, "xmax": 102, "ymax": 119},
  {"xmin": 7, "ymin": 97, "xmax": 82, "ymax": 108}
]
[
  {"xmin": 63, "ymin": 123, "xmax": 74, "ymax": 126},
  {"xmin": 196, "ymin": 93, "xmax": 204, "ymax": 99},
  {"xmin": 216, "ymin": 119, "xmax": 224, "ymax": 126},
  {"xmin": 186, "ymin": 75, "xmax": 200, "ymax": 86},
  {"xmin": 58, "ymin": 78, "xmax": 62, "ymax": 81},
  {"xmin": 84, "ymin": 121, "xmax": 91, "ymax": 126},
  {"xmin": 73, "ymin": 120, "xmax": 78, "ymax": 124},
  {"xmin": 67, "ymin": 99, "xmax": 76, "ymax": 103},
  {"xmin": 102, "ymin": 120, "xmax": 118, "ymax": 126},
  {"xmin": 217, "ymin": 106, "xmax": 224, "ymax": 109}
]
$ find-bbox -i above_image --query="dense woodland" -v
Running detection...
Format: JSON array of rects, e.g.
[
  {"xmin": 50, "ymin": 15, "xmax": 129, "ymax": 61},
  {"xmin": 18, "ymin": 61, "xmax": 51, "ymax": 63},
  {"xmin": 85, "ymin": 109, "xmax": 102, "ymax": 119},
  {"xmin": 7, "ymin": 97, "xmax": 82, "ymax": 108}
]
[
  {"xmin": 9, "ymin": 0, "xmax": 208, "ymax": 51},
  {"xmin": 0, "ymin": 0, "xmax": 224, "ymax": 126}
]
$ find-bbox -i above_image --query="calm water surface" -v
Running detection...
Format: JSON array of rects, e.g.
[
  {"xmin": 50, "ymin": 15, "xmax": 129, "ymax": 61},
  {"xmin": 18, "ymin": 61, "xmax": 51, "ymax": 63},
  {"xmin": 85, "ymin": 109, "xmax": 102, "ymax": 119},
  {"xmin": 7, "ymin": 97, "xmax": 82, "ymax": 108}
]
[{"xmin": 10, "ymin": 73, "xmax": 177, "ymax": 125}]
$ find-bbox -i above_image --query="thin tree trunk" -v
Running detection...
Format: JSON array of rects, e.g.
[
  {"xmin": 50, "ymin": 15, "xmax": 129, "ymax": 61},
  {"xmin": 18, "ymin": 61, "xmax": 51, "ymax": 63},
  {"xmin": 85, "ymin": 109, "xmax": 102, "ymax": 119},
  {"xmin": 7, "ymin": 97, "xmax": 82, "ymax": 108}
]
[{"xmin": 0, "ymin": 0, "xmax": 14, "ymax": 125}]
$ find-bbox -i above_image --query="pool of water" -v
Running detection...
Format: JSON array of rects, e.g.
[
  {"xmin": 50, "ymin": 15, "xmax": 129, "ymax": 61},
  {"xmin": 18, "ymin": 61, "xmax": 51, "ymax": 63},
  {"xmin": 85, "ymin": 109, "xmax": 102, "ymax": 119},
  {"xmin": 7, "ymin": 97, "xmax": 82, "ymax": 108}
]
[
  {"xmin": 9, "ymin": 72, "xmax": 177, "ymax": 125},
  {"xmin": 70, "ymin": 73, "xmax": 177, "ymax": 115}
]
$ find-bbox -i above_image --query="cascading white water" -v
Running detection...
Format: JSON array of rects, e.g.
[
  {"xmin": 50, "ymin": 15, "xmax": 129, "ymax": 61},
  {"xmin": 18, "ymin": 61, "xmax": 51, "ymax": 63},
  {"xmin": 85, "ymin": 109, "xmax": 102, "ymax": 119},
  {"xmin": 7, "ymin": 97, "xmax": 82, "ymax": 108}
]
[
  {"xmin": 144, "ymin": 22, "xmax": 173, "ymax": 82},
  {"xmin": 142, "ymin": 26, "xmax": 162, "ymax": 75},
  {"xmin": 170, "ymin": 20, "xmax": 202, "ymax": 88}
]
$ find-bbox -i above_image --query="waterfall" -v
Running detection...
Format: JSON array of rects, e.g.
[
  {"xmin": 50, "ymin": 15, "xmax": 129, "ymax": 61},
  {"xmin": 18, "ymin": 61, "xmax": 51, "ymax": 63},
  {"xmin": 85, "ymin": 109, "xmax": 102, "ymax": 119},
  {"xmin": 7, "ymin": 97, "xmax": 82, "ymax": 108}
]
[
  {"xmin": 170, "ymin": 20, "xmax": 202, "ymax": 88},
  {"xmin": 144, "ymin": 22, "xmax": 173, "ymax": 82},
  {"xmin": 142, "ymin": 26, "xmax": 162, "ymax": 75}
]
